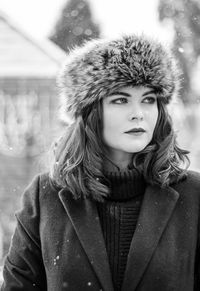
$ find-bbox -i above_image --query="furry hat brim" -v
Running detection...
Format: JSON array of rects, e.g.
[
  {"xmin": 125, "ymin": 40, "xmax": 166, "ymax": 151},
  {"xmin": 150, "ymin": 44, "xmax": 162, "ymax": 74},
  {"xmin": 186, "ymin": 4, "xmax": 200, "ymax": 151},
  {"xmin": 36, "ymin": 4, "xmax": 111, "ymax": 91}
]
[{"xmin": 58, "ymin": 34, "xmax": 181, "ymax": 121}]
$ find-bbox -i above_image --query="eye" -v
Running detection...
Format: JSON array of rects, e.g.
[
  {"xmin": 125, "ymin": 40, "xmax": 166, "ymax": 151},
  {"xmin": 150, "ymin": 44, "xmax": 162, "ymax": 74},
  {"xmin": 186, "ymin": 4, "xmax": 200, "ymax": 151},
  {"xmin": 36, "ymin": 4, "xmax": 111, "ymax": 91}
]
[
  {"xmin": 142, "ymin": 96, "xmax": 157, "ymax": 104},
  {"xmin": 111, "ymin": 97, "xmax": 128, "ymax": 104}
]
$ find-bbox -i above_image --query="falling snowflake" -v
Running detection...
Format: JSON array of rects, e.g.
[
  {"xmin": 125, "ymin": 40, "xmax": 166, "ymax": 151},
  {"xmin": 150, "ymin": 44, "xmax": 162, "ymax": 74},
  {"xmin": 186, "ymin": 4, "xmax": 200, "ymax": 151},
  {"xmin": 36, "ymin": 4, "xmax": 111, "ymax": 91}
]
[
  {"xmin": 63, "ymin": 282, "xmax": 69, "ymax": 288},
  {"xmin": 178, "ymin": 47, "xmax": 184, "ymax": 53},
  {"xmin": 53, "ymin": 255, "xmax": 60, "ymax": 265}
]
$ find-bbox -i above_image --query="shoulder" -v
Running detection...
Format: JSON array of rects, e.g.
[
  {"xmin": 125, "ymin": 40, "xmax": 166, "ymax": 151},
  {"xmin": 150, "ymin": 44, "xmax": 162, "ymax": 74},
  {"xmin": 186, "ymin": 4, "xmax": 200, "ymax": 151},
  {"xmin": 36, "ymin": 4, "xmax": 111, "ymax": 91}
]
[
  {"xmin": 184, "ymin": 170, "xmax": 200, "ymax": 187},
  {"xmin": 16, "ymin": 173, "xmax": 66, "ymax": 227},
  {"xmin": 173, "ymin": 169, "xmax": 200, "ymax": 186},
  {"xmin": 171, "ymin": 169, "xmax": 200, "ymax": 197},
  {"xmin": 38, "ymin": 172, "xmax": 61, "ymax": 195},
  {"xmin": 17, "ymin": 172, "xmax": 62, "ymax": 214},
  {"xmin": 24, "ymin": 172, "xmax": 61, "ymax": 196}
]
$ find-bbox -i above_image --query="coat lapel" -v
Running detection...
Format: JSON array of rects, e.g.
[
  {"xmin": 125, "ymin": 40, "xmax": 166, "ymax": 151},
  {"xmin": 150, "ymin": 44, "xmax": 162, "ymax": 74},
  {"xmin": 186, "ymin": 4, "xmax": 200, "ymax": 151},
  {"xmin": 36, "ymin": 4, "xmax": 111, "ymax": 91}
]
[
  {"xmin": 122, "ymin": 185, "xmax": 179, "ymax": 291},
  {"xmin": 59, "ymin": 189, "xmax": 114, "ymax": 291}
]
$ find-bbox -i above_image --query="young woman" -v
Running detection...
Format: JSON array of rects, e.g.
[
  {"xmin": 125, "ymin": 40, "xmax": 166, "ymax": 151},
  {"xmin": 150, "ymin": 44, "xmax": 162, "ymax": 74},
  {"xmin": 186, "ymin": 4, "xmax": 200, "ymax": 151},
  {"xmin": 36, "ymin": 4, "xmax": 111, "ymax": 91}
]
[{"xmin": 2, "ymin": 35, "xmax": 200, "ymax": 291}]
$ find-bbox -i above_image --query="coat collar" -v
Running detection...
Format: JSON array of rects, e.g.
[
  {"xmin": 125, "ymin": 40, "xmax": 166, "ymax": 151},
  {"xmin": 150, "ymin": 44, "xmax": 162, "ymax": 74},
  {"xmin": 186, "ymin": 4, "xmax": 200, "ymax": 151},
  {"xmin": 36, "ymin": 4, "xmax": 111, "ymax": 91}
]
[
  {"xmin": 59, "ymin": 190, "xmax": 114, "ymax": 291},
  {"xmin": 121, "ymin": 185, "xmax": 179, "ymax": 291},
  {"xmin": 59, "ymin": 184, "xmax": 179, "ymax": 291}
]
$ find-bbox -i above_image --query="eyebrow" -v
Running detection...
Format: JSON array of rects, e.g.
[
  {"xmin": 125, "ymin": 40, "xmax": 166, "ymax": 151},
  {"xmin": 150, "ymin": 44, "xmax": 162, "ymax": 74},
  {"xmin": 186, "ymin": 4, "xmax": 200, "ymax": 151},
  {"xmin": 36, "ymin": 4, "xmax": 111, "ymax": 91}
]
[
  {"xmin": 143, "ymin": 90, "xmax": 156, "ymax": 96},
  {"xmin": 108, "ymin": 89, "xmax": 156, "ymax": 98}
]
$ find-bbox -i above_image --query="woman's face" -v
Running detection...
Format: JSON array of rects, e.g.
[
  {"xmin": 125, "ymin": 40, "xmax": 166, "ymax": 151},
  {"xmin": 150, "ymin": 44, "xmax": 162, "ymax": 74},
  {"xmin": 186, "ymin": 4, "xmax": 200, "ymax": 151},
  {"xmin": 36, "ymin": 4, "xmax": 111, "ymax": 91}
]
[{"xmin": 102, "ymin": 86, "xmax": 158, "ymax": 162}]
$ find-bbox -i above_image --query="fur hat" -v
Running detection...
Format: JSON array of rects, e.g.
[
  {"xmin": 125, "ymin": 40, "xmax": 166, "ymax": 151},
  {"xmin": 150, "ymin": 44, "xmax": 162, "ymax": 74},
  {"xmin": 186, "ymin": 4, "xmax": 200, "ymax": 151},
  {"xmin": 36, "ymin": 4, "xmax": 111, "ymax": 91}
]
[{"xmin": 58, "ymin": 34, "xmax": 181, "ymax": 121}]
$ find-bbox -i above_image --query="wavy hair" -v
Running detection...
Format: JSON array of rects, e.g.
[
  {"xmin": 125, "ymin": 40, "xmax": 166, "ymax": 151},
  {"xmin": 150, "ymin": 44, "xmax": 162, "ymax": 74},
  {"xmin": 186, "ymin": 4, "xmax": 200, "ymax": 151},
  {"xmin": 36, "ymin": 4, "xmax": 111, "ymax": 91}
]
[{"xmin": 50, "ymin": 98, "xmax": 189, "ymax": 201}]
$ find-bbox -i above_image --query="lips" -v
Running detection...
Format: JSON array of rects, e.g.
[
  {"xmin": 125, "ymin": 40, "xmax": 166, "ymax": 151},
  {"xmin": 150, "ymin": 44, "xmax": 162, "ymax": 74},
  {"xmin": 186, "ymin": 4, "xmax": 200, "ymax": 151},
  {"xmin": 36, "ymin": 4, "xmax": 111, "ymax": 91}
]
[{"xmin": 125, "ymin": 128, "xmax": 146, "ymax": 133}]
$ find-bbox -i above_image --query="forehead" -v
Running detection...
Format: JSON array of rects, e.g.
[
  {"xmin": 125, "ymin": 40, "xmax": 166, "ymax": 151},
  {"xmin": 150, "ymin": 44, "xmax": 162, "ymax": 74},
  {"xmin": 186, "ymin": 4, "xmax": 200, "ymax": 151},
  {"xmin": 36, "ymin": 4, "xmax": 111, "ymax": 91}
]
[{"xmin": 115, "ymin": 86, "xmax": 156, "ymax": 95}]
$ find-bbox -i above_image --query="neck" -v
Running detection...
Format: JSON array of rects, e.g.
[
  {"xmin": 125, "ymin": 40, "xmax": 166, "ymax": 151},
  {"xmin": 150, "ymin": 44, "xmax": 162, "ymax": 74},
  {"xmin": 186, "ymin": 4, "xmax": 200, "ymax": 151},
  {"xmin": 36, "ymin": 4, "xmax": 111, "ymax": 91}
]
[
  {"xmin": 103, "ymin": 153, "xmax": 133, "ymax": 172},
  {"xmin": 102, "ymin": 166, "xmax": 146, "ymax": 201}
]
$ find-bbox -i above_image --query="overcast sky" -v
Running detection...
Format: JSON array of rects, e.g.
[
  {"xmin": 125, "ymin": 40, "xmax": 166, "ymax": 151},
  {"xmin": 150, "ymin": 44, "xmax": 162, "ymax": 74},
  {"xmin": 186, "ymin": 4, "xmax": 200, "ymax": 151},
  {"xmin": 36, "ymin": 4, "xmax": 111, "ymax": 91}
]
[{"xmin": 1, "ymin": 0, "xmax": 174, "ymax": 43}]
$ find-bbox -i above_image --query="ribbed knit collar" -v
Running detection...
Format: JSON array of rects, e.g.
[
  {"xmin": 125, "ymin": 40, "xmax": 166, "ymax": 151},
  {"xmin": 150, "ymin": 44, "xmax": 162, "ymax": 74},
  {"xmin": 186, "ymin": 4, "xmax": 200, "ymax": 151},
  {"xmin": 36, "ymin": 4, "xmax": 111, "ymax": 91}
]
[{"xmin": 102, "ymin": 168, "xmax": 146, "ymax": 202}]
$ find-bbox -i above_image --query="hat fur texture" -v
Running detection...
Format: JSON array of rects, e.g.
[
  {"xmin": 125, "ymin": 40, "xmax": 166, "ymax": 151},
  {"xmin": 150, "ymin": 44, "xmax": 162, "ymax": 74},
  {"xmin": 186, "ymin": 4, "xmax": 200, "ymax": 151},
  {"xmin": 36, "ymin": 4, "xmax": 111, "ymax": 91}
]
[{"xmin": 58, "ymin": 34, "xmax": 181, "ymax": 121}]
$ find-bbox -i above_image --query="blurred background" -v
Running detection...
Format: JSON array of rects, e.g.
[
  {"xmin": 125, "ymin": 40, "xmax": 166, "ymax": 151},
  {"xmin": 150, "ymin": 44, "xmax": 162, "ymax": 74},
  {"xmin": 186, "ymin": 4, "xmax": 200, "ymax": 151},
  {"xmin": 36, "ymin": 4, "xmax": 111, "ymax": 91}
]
[{"xmin": 0, "ymin": 0, "xmax": 200, "ymax": 279}]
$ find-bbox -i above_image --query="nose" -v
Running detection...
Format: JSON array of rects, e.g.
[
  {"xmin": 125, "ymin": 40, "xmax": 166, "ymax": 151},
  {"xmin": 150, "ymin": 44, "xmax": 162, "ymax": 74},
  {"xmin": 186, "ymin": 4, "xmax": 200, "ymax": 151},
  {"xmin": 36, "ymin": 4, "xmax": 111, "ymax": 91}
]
[{"xmin": 128, "ymin": 104, "xmax": 144, "ymax": 121}]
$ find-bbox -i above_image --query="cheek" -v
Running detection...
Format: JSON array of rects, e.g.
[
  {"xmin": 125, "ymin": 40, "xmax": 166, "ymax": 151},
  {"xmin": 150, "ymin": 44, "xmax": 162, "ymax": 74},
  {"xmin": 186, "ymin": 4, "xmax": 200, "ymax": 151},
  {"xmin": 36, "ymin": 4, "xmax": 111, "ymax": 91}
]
[
  {"xmin": 147, "ymin": 107, "xmax": 158, "ymax": 131},
  {"xmin": 102, "ymin": 109, "xmax": 122, "ymax": 141},
  {"xmin": 103, "ymin": 115, "xmax": 117, "ymax": 137}
]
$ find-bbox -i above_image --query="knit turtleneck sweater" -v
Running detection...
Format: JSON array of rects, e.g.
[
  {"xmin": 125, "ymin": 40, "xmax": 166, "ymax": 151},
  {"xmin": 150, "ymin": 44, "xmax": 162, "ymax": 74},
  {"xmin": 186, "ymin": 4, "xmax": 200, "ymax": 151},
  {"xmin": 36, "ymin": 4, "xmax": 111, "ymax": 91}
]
[{"xmin": 96, "ymin": 168, "xmax": 146, "ymax": 291}]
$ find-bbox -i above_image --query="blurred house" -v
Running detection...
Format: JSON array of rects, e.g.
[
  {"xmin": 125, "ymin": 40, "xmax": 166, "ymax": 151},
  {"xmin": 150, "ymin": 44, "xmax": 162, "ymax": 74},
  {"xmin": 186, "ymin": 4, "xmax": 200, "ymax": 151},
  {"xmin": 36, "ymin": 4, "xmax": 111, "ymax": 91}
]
[{"xmin": 0, "ymin": 11, "xmax": 66, "ymax": 262}]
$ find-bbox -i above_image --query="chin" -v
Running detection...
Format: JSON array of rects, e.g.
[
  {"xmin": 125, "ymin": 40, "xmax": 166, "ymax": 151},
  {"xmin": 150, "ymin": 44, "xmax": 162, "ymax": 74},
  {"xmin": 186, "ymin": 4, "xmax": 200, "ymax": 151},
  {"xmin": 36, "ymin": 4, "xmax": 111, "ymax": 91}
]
[{"xmin": 125, "ymin": 144, "xmax": 148, "ymax": 153}]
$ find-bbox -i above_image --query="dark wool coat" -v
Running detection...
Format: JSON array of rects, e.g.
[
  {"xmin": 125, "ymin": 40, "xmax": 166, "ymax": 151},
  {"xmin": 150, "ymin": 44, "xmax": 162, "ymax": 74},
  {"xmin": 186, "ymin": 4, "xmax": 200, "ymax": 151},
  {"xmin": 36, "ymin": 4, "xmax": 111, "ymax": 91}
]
[{"xmin": 2, "ymin": 170, "xmax": 200, "ymax": 291}]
